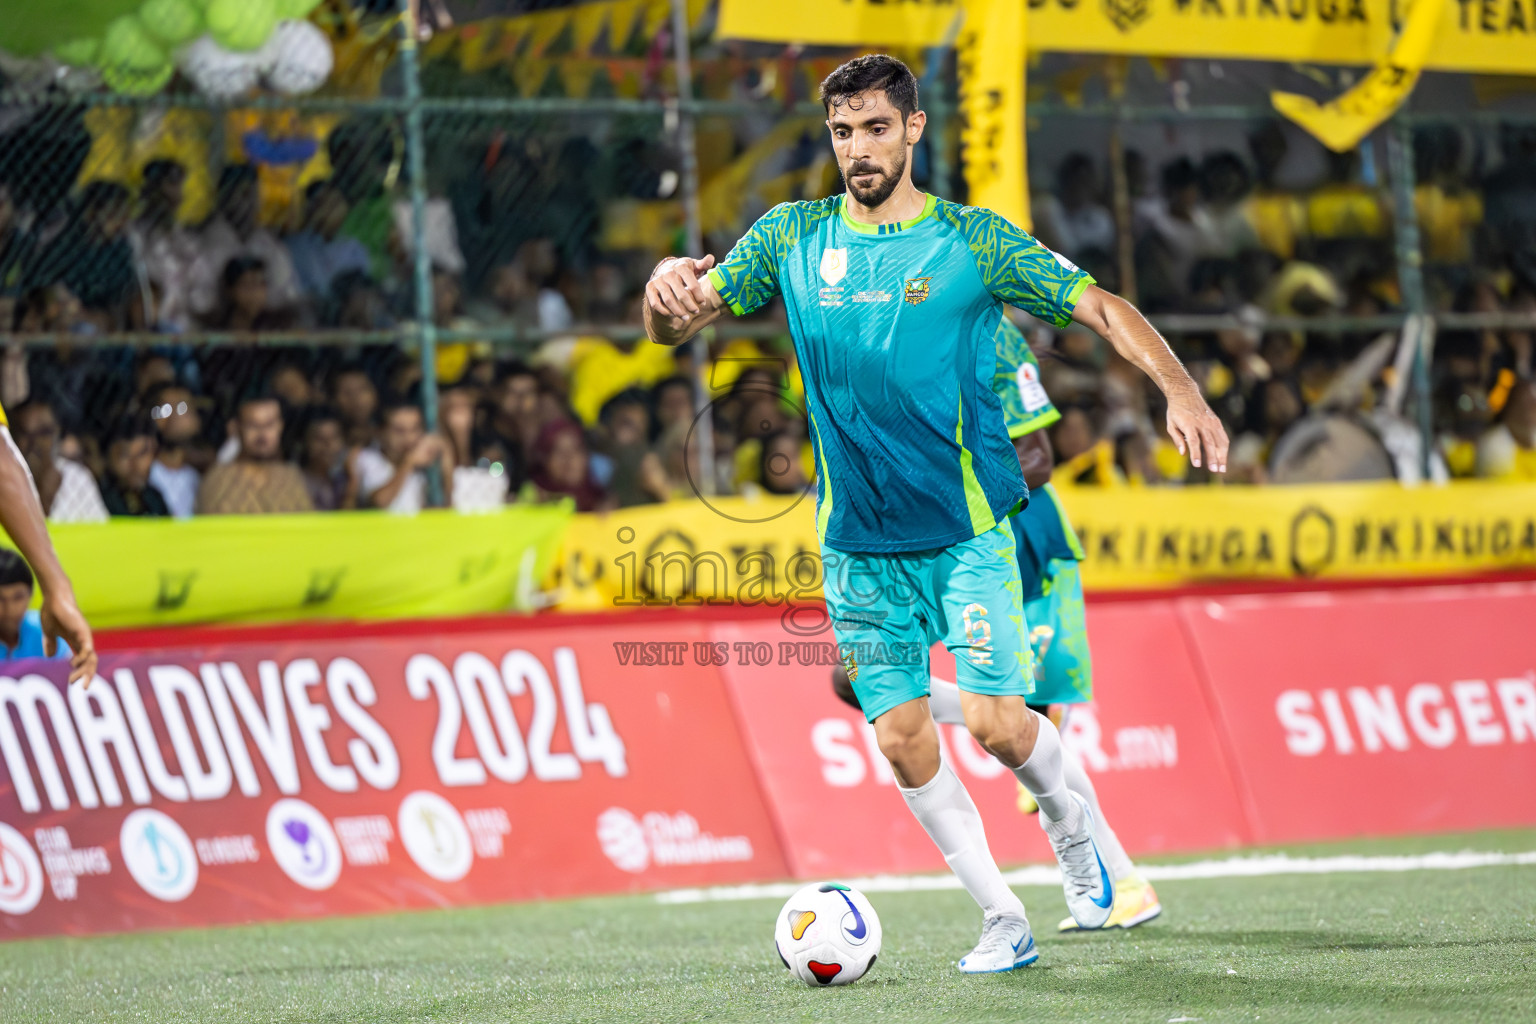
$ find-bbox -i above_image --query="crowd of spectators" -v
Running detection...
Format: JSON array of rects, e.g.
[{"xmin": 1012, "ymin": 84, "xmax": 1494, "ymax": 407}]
[
  {"xmin": 2, "ymin": 114, "xmax": 1535, "ymax": 521},
  {"xmin": 1027, "ymin": 123, "xmax": 1536, "ymax": 485}
]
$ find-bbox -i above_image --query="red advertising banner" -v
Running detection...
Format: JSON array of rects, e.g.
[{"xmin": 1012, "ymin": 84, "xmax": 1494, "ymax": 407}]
[
  {"xmin": 711, "ymin": 604, "xmax": 1252, "ymax": 880},
  {"xmin": 0, "ymin": 622, "xmax": 787, "ymax": 938},
  {"xmin": 1180, "ymin": 582, "xmax": 1536, "ymax": 844}
]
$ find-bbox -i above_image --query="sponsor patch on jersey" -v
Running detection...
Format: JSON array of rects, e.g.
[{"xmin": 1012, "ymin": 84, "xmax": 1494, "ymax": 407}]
[
  {"xmin": 1016, "ymin": 361, "xmax": 1051, "ymax": 413},
  {"xmin": 820, "ymin": 248, "xmax": 848, "ymax": 286},
  {"xmin": 903, "ymin": 277, "xmax": 932, "ymax": 305},
  {"xmin": 1051, "ymin": 251, "xmax": 1081, "ymax": 275}
]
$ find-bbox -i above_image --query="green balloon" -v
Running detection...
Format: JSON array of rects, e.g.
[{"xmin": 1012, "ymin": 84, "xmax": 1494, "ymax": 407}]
[
  {"xmin": 140, "ymin": 0, "xmax": 205, "ymax": 47},
  {"xmin": 272, "ymin": 0, "xmax": 321, "ymax": 18},
  {"xmin": 54, "ymin": 38, "xmax": 100, "ymax": 67},
  {"xmin": 103, "ymin": 60, "xmax": 175, "ymax": 96},
  {"xmin": 206, "ymin": 0, "xmax": 277, "ymax": 52},
  {"xmin": 100, "ymin": 16, "xmax": 168, "ymax": 72}
]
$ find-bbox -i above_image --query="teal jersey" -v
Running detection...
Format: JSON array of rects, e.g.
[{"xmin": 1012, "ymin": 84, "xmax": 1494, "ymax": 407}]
[
  {"xmin": 992, "ymin": 317, "xmax": 1086, "ymax": 598},
  {"xmin": 708, "ymin": 193, "xmax": 1093, "ymax": 553}
]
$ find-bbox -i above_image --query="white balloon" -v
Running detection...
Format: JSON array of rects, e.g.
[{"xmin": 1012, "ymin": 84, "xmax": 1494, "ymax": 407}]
[
  {"xmin": 261, "ymin": 20, "xmax": 333, "ymax": 95},
  {"xmin": 178, "ymin": 34, "xmax": 261, "ymax": 99}
]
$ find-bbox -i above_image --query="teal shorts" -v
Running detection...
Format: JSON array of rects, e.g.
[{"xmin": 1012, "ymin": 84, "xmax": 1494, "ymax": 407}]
[
  {"xmin": 1022, "ymin": 557, "xmax": 1094, "ymax": 705},
  {"xmin": 822, "ymin": 518, "xmax": 1036, "ymax": 723}
]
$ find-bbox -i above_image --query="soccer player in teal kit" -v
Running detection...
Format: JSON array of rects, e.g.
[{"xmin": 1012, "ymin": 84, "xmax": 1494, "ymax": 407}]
[{"xmin": 644, "ymin": 54, "xmax": 1226, "ymax": 972}]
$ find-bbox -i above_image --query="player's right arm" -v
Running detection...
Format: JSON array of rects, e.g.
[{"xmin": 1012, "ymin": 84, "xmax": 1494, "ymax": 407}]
[
  {"xmin": 644, "ymin": 206, "xmax": 792, "ymax": 347},
  {"xmin": 0, "ymin": 426, "xmax": 96, "ymax": 686}
]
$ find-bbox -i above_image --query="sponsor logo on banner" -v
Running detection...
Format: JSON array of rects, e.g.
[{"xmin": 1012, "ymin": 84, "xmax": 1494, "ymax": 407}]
[
  {"xmin": 0, "ymin": 823, "xmax": 44, "ymax": 914},
  {"xmin": 120, "ymin": 810, "xmax": 198, "ymax": 902},
  {"xmin": 1102, "ymin": 0, "xmax": 1151, "ymax": 32},
  {"xmin": 266, "ymin": 799, "xmax": 344, "ymax": 891},
  {"xmin": 1275, "ymin": 677, "xmax": 1536, "ymax": 757},
  {"xmin": 398, "ymin": 792, "xmax": 474, "ymax": 882},
  {"xmin": 595, "ymin": 808, "xmax": 754, "ymax": 873},
  {"xmin": 33, "ymin": 826, "xmax": 110, "ymax": 901}
]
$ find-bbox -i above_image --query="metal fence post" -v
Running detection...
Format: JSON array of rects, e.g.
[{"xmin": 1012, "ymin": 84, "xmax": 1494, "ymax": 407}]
[
  {"xmin": 670, "ymin": 0, "xmax": 715, "ymax": 496},
  {"xmin": 399, "ymin": 0, "xmax": 442, "ymax": 505},
  {"xmin": 1385, "ymin": 117, "xmax": 1433, "ymax": 481}
]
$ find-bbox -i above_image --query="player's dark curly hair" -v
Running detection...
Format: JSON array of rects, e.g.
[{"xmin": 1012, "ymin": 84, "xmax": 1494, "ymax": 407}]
[{"xmin": 819, "ymin": 54, "xmax": 919, "ymax": 122}]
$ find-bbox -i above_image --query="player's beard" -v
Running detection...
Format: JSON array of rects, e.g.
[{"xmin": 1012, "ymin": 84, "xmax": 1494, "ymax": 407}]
[{"xmin": 841, "ymin": 147, "xmax": 906, "ymax": 209}]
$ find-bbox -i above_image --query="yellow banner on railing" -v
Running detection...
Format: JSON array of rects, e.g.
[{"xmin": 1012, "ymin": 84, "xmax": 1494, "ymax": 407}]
[
  {"xmin": 549, "ymin": 494, "xmax": 821, "ymax": 612},
  {"xmin": 41, "ymin": 506, "xmax": 572, "ymax": 630},
  {"xmin": 716, "ymin": 0, "xmax": 1536, "ymax": 76},
  {"xmin": 552, "ymin": 482, "xmax": 1536, "ymax": 610},
  {"xmin": 1060, "ymin": 480, "xmax": 1536, "ymax": 588}
]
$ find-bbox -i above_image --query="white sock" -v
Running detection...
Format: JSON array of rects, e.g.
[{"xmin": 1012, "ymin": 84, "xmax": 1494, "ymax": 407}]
[
  {"xmin": 899, "ymin": 760, "xmax": 1026, "ymax": 920},
  {"xmin": 927, "ymin": 678, "xmax": 965, "ymax": 726},
  {"xmin": 1011, "ymin": 712, "xmax": 1082, "ymax": 832},
  {"xmin": 1059, "ymin": 735, "xmax": 1136, "ymax": 881}
]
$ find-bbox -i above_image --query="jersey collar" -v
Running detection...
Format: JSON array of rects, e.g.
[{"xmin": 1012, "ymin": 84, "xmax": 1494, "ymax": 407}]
[{"xmin": 837, "ymin": 192, "xmax": 938, "ymax": 236}]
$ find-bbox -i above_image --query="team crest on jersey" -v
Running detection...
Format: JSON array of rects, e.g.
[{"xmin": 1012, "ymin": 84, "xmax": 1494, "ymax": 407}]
[
  {"xmin": 820, "ymin": 248, "xmax": 848, "ymax": 286},
  {"xmin": 903, "ymin": 277, "xmax": 932, "ymax": 305}
]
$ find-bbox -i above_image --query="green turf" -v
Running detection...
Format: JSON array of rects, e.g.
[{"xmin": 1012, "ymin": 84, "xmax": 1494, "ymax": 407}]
[{"xmin": 3, "ymin": 830, "xmax": 1534, "ymax": 1023}]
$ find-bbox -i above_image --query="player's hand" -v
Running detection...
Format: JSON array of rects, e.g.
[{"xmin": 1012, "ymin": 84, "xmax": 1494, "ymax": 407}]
[
  {"xmin": 40, "ymin": 590, "xmax": 97, "ymax": 689},
  {"xmin": 1165, "ymin": 389, "xmax": 1229, "ymax": 473},
  {"xmin": 645, "ymin": 255, "xmax": 716, "ymax": 326}
]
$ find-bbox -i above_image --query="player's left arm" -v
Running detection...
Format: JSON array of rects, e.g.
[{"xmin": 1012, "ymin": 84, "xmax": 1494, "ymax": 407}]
[
  {"xmin": 1069, "ymin": 285, "xmax": 1228, "ymax": 473},
  {"xmin": 973, "ymin": 209, "xmax": 1227, "ymax": 472}
]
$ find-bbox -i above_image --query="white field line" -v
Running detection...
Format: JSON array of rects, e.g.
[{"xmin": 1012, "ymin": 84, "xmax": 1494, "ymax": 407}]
[{"xmin": 655, "ymin": 849, "xmax": 1536, "ymax": 904}]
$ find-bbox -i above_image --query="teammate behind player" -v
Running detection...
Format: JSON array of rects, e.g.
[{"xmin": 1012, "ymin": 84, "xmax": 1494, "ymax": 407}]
[
  {"xmin": 831, "ymin": 316, "xmax": 1161, "ymax": 932},
  {"xmin": 0, "ymin": 406, "xmax": 96, "ymax": 685},
  {"xmin": 644, "ymin": 54, "xmax": 1224, "ymax": 972}
]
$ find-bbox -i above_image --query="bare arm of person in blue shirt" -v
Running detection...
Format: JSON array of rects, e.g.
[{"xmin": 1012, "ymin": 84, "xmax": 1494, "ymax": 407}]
[{"xmin": 0, "ymin": 426, "xmax": 96, "ymax": 686}]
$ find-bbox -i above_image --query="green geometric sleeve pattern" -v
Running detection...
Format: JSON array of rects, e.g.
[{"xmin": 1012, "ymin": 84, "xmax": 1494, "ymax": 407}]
[
  {"xmin": 706, "ymin": 199, "xmax": 836, "ymax": 317},
  {"xmin": 935, "ymin": 203, "xmax": 1095, "ymax": 328}
]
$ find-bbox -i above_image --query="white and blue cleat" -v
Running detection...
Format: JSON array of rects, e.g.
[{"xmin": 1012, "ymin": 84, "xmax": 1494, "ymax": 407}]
[
  {"xmin": 1045, "ymin": 791, "xmax": 1116, "ymax": 931},
  {"xmin": 957, "ymin": 913, "xmax": 1039, "ymax": 973}
]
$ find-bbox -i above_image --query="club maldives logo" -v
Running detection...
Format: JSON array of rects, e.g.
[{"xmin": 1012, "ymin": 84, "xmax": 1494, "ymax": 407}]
[
  {"xmin": 595, "ymin": 808, "xmax": 753, "ymax": 874},
  {"xmin": 266, "ymin": 799, "xmax": 343, "ymax": 891},
  {"xmin": 120, "ymin": 809, "xmax": 198, "ymax": 902},
  {"xmin": 397, "ymin": 792, "xmax": 473, "ymax": 883},
  {"xmin": 0, "ymin": 823, "xmax": 43, "ymax": 915}
]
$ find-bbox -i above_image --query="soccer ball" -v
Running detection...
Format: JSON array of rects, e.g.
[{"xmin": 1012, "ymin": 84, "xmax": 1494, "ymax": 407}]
[{"xmin": 773, "ymin": 882, "xmax": 882, "ymax": 986}]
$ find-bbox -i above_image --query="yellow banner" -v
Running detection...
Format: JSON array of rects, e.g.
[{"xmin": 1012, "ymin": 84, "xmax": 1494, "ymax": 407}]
[
  {"xmin": 1271, "ymin": 0, "xmax": 1443, "ymax": 151},
  {"xmin": 958, "ymin": 0, "xmax": 1030, "ymax": 229},
  {"xmin": 41, "ymin": 507, "xmax": 571, "ymax": 630},
  {"xmin": 716, "ymin": 0, "xmax": 1536, "ymax": 76},
  {"xmin": 549, "ymin": 494, "xmax": 821, "ymax": 612},
  {"xmin": 551, "ymin": 483, "xmax": 1536, "ymax": 611},
  {"xmin": 717, "ymin": 0, "xmax": 962, "ymax": 48},
  {"xmin": 1060, "ymin": 480, "xmax": 1536, "ymax": 589}
]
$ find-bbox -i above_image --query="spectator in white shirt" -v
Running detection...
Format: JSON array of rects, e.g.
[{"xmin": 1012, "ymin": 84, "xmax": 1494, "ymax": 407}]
[
  {"xmin": 190, "ymin": 164, "xmax": 302, "ymax": 319},
  {"xmin": 9, "ymin": 400, "xmax": 107, "ymax": 523},
  {"xmin": 355, "ymin": 401, "xmax": 453, "ymax": 513}
]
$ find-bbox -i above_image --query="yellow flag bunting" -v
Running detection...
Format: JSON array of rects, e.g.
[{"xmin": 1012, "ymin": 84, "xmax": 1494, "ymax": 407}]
[
  {"xmin": 1270, "ymin": 0, "xmax": 1446, "ymax": 152},
  {"xmin": 957, "ymin": 0, "xmax": 1029, "ymax": 230}
]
